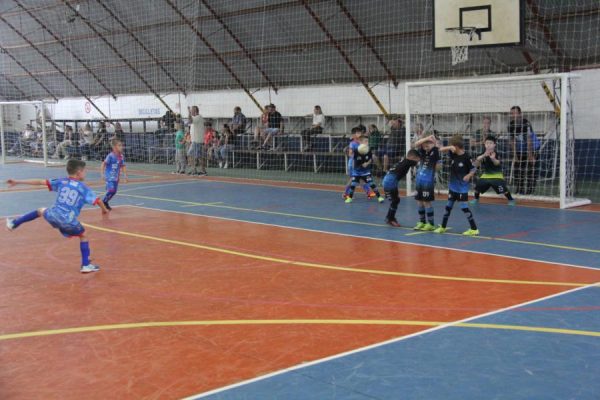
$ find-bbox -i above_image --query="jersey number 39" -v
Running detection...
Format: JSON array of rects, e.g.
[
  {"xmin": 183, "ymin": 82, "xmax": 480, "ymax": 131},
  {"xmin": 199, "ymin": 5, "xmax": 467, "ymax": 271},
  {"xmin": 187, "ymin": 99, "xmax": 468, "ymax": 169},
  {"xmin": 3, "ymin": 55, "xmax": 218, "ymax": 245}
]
[{"xmin": 58, "ymin": 187, "xmax": 80, "ymax": 206}]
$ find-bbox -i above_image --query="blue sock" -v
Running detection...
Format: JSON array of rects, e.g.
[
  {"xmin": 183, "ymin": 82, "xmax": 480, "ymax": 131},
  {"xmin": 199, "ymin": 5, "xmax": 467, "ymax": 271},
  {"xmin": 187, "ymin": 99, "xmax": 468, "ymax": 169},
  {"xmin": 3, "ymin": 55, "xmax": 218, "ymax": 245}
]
[
  {"xmin": 80, "ymin": 241, "xmax": 90, "ymax": 266},
  {"xmin": 426, "ymin": 207, "xmax": 435, "ymax": 225},
  {"xmin": 362, "ymin": 183, "xmax": 371, "ymax": 193},
  {"xmin": 13, "ymin": 210, "xmax": 40, "ymax": 228}
]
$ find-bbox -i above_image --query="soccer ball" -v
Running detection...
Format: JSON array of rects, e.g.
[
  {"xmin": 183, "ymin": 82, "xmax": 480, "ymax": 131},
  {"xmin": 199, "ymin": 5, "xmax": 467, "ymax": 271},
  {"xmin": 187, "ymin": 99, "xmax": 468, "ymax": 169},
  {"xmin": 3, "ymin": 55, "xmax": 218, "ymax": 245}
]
[{"xmin": 357, "ymin": 143, "xmax": 370, "ymax": 155}]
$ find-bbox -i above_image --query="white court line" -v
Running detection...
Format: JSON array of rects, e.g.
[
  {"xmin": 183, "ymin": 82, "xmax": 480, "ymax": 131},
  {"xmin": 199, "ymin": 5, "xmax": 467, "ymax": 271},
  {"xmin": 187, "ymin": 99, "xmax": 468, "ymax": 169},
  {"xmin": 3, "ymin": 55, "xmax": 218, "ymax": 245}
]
[
  {"xmin": 0, "ymin": 205, "xmax": 127, "ymax": 219},
  {"xmin": 184, "ymin": 281, "xmax": 600, "ymax": 399},
  {"xmin": 122, "ymin": 204, "xmax": 600, "ymax": 272}
]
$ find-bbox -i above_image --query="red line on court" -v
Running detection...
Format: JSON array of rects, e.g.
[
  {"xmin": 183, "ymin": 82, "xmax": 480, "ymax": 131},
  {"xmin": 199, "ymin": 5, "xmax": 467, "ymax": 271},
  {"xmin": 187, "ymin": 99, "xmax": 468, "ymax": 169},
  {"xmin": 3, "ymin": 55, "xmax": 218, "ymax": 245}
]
[{"xmin": 1, "ymin": 207, "xmax": 600, "ymax": 399}]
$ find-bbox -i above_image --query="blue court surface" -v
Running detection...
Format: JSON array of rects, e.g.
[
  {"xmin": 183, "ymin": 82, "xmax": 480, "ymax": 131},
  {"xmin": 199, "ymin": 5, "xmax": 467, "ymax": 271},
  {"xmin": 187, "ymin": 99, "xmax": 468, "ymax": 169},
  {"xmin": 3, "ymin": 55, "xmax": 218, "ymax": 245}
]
[{"xmin": 1, "ymin": 163, "xmax": 599, "ymax": 399}]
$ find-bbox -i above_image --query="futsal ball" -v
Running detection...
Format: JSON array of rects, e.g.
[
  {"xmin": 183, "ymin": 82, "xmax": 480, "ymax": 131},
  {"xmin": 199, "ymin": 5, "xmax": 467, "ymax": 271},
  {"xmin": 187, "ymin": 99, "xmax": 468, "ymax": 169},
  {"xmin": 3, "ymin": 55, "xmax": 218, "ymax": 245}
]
[{"xmin": 357, "ymin": 143, "xmax": 370, "ymax": 155}]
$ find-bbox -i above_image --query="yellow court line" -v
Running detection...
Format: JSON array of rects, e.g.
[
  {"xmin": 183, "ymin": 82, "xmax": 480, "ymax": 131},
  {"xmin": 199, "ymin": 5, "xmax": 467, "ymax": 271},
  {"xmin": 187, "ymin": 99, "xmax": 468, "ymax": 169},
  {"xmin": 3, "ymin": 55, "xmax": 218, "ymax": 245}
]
[
  {"xmin": 118, "ymin": 193, "xmax": 600, "ymax": 254},
  {"xmin": 82, "ymin": 223, "xmax": 589, "ymax": 288},
  {"xmin": 1, "ymin": 318, "xmax": 599, "ymax": 342}
]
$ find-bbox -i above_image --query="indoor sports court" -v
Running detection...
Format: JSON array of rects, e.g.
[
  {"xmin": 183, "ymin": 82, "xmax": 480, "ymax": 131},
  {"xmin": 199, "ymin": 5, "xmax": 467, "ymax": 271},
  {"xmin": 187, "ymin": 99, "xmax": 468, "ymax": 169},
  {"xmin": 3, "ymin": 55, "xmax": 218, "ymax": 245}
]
[{"xmin": 1, "ymin": 1, "xmax": 599, "ymax": 399}]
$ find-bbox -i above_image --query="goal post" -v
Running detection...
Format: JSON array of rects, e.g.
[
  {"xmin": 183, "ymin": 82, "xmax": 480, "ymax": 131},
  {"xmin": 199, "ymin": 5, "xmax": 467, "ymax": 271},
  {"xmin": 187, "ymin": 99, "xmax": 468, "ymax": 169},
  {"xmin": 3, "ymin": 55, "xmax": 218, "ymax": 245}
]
[
  {"xmin": 0, "ymin": 100, "xmax": 58, "ymax": 168},
  {"xmin": 404, "ymin": 73, "xmax": 591, "ymax": 209}
]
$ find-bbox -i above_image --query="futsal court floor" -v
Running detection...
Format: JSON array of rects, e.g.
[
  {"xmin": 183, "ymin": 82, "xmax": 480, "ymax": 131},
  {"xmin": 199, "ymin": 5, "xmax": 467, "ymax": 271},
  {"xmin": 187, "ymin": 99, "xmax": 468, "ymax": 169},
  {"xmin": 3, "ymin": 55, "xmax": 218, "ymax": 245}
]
[{"xmin": 1, "ymin": 163, "xmax": 599, "ymax": 399}]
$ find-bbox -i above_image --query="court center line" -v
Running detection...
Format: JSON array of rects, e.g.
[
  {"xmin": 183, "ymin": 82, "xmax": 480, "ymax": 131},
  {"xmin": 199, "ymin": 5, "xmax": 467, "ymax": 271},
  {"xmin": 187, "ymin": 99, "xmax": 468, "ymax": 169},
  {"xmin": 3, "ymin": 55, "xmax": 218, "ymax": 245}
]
[
  {"xmin": 2, "ymin": 318, "xmax": 600, "ymax": 342},
  {"xmin": 82, "ymin": 222, "xmax": 591, "ymax": 288},
  {"xmin": 118, "ymin": 193, "xmax": 600, "ymax": 255},
  {"xmin": 123, "ymin": 204, "xmax": 599, "ymax": 272}
]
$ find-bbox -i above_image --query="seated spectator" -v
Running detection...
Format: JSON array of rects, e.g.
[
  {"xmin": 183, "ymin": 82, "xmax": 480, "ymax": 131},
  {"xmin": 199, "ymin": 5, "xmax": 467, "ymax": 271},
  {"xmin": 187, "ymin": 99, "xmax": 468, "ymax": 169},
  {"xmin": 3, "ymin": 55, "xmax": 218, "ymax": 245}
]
[
  {"xmin": 161, "ymin": 110, "xmax": 176, "ymax": 132},
  {"xmin": 203, "ymin": 121, "xmax": 217, "ymax": 166},
  {"xmin": 53, "ymin": 125, "xmax": 77, "ymax": 159},
  {"xmin": 111, "ymin": 122, "xmax": 125, "ymax": 142},
  {"xmin": 216, "ymin": 124, "xmax": 233, "ymax": 169},
  {"xmin": 262, "ymin": 104, "xmax": 284, "ymax": 150},
  {"xmin": 7, "ymin": 124, "xmax": 36, "ymax": 155},
  {"xmin": 79, "ymin": 123, "xmax": 95, "ymax": 160},
  {"xmin": 301, "ymin": 105, "xmax": 324, "ymax": 152},
  {"xmin": 253, "ymin": 104, "xmax": 271, "ymax": 148},
  {"xmin": 230, "ymin": 106, "xmax": 247, "ymax": 135}
]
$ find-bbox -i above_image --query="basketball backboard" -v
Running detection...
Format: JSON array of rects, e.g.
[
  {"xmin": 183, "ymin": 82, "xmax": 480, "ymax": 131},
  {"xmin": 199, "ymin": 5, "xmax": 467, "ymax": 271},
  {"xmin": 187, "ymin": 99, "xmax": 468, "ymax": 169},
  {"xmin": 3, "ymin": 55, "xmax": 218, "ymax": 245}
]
[{"xmin": 433, "ymin": 0, "xmax": 524, "ymax": 49}]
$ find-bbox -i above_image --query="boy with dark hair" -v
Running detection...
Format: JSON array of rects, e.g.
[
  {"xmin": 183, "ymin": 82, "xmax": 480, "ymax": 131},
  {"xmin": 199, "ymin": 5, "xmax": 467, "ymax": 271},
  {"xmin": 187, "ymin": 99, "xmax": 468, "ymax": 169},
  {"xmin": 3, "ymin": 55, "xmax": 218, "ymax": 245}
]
[
  {"xmin": 345, "ymin": 136, "xmax": 385, "ymax": 204},
  {"xmin": 6, "ymin": 160, "xmax": 108, "ymax": 273},
  {"xmin": 101, "ymin": 138, "xmax": 128, "ymax": 210},
  {"xmin": 435, "ymin": 135, "xmax": 479, "ymax": 235},
  {"xmin": 471, "ymin": 135, "xmax": 516, "ymax": 206},
  {"xmin": 382, "ymin": 149, "xmax": 421, "ymax": 227},
  {"xmin": 343, "ymin": 127, "xmax": 372, "ymax": 199},
  {"xmin": 413, "ymin": 134, "xmax": 441, "ymax": 231}
]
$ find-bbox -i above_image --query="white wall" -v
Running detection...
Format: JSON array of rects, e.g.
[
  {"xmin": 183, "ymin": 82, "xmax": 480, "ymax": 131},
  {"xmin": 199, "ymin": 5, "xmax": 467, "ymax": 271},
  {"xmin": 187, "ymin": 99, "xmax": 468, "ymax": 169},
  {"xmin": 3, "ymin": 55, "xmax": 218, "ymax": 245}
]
[{"xmin": 49, "ymin": 69, "xmax": 600, "ymax": 139}]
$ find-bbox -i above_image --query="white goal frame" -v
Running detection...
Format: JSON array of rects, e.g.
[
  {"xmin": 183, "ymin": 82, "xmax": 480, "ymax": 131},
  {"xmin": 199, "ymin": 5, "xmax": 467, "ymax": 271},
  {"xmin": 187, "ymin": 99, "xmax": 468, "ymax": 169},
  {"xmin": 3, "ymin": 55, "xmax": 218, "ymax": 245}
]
[{"xmin": 404, "ymin": 73, "xmax": 591, "ymax": 209}]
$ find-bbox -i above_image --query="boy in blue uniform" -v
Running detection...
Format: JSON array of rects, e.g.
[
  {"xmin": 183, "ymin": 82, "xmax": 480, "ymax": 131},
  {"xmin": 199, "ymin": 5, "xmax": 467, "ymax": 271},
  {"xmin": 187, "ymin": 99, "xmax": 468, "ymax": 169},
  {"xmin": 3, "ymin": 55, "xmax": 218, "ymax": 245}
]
[
  {"xmin": 434, "ymin": 135, "xmax": 479, "ymax": 235},
  {"xmin": 343, "ymin": 127, "xmax": 372, "ymax": 199},
  {"xmin": 413, "ymin": 135, "xmax": 442, "ymax": 231},
  {"xmin": 101, "ymin": 138, "xmax": 128, "ymax": 210},
  {"xmin": 345, "ymin": 136, "xmax": 385, "ymax": 204},
  {"xmin": 382, "ymin": 149, "xmax": 421, "ymax": 227},
  {"xmin": 6, "ymin": 159, "xmax": 109, "ymax": 273}
]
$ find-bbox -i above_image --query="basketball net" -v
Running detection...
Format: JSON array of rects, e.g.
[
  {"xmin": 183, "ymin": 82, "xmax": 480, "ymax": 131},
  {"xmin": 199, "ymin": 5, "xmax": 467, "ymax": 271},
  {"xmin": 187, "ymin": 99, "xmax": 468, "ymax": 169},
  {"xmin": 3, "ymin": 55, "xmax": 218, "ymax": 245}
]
[{"xmin": 449, "ymin": 28, "xmax": 477, "ymax": 66}]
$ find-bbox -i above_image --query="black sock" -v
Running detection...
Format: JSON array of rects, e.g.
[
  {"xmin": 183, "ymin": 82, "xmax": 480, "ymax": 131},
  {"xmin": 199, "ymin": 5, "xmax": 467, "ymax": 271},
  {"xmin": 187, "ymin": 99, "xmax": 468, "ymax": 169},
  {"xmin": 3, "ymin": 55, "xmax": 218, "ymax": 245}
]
[
  {"xmin": 418, "ymin": 207, "xmax": 426, "ymax": 223},
  {"xmin": 426, "ymin": 207, "xmax": 434, "ymax": 225},
  {"xmin": 370, "ymin": 184, "xmax": 381, "ymax": 197},
  {"xmin": 505, "ymin": 192, "xmax": 514, "ymax": 201},
  {"xmin": 474, "ymin": 191, "xmax": 480, "ymax": 200},
  {"xmin": 442, "ymin": 204, "xmax": 453, "ymax": 228},
  {"xmin": 462, "ymin": 207, "xmax": 477, "ymax": 230}
]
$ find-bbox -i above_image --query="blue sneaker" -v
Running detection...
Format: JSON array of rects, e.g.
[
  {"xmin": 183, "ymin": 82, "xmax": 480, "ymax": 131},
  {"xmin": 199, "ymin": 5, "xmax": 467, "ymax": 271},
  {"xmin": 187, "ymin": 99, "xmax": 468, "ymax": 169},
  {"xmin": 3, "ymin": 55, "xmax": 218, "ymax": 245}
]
[{"xmin": 80, "ymin": 264, "xmax": 100, "ymax": 273}]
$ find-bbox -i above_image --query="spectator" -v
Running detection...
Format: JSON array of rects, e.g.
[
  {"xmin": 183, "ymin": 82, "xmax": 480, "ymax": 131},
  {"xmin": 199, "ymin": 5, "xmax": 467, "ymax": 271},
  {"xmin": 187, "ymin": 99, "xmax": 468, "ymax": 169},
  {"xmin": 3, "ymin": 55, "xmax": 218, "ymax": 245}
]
[
  {"xmin": 253, "ymin": 104, "xmax": 271, "ymax": 149},
  {"xmin": 301, "ymin": 105, "xmax": 325, "ymax": 151},
  {"xmin": 367, "ymin": 124, "xmax": 383, "ymax": 172},
  {"xmin": 161, "ymin": 110, "xmax": 176, "ymax": 132},
  {"xmin": 203, "ymin": 121, "xmax": 217, "ymax": 165},
  {"xmin": 383, "ymin": 117, "xmax": 406, "ymax": 171},
  {"xmin": 230, "ymin": 106, "xmax": 247, "ymax": 135},
  {"xmin": 262, "ymin": 104, "xmax": 284, "ymax": 151},
  {"xmin": 217, "ymin": 124, "xmax": 233, "ymax": 169},
  {"xmin": 173, "ymin": 122, "xmax": 187, "ymax": 174},
  {"xmin": 187, "ymin": 105, "xmax": 206, "ymax": 176},
  {"xmin": 472, "ymin": 116, "xmax": 494, "ymax": 154},
  {"xmin": 53, "ymin": 125, "xmax": 76, "ymax": 159},
  {"xmin": 91, "ymin": 121, "xmax": 109, "ymax": 158},
  {"xmin": 111, "ymin": 122, "xmax": 125, "ymax": 142},
  {"xmin": 508, "ymin": 106, "xmax": 540, "ymax": 195},
  {"xmin": 7, "ymin": 124, "xmax": 36, "ymax": 155},
  {"xmin": 79, "ymin": 123, "xmax": 94, "ymax": 161}
]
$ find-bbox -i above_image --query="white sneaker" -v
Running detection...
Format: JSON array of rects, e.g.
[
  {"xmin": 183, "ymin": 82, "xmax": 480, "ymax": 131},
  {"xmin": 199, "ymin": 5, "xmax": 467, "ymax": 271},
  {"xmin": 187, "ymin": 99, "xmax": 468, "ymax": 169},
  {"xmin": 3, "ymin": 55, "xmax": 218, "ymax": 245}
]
[
  {"xmin": 80, "ymin": 264, "xmax": 100, "ymax": 273},
  {"xmin": 6, "ymin": 218, "xmax": 15, "ymax": 231},
  {"xmin": 218, "ymin": 161, "xmax": 223, "ymax": 168},
  {"xmin": 224, "ymin": 162, "xmax": 228, "ymax": 169}
]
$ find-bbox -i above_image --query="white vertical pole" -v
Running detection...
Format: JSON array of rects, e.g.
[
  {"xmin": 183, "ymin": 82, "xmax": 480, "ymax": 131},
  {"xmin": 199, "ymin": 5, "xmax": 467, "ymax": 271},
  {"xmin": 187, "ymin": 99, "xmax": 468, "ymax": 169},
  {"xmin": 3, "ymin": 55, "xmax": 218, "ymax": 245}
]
[
  {"xmin": 559, "ymin": 75, "xmax": 568, "ymax": 209},
  {"xmin": 41, "ymin": 101, "xmax": 48, "ymax": 167},
  {"xmin": 0, "ymin": 105, "xmax": 5, "ymax": 165},
  {"xmin": 404, "ymin": 83, "xmax": 412, "ymax": 195}
]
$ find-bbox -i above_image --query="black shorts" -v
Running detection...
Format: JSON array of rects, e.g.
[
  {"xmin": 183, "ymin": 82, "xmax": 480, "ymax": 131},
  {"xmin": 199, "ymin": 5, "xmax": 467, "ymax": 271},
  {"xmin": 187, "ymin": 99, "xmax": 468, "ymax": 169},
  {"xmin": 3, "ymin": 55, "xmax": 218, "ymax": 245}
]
[
  {"xmin": 476, "ymin": 178, "xmax": 509, "ymax": 195},
  {"xmin": 448, "ymin": 190, "xmax": 468, "ymax": 202},
  {"xmin": 352, "ymin": 174, "xmax": 373, "ymax": 184},
  {"xmin": 415, "ymin": 185, "xmax": 435, "ymax": 201}
]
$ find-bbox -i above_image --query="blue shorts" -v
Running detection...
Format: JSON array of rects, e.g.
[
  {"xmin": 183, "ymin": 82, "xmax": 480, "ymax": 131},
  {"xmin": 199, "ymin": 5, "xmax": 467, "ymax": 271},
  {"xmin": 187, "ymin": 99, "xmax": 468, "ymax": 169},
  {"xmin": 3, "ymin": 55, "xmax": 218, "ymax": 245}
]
[
  {"xmin": 265, "ymin": 128, "xmax": 280, "ymax": 135},
  {"xmin": 382, "ymin": 173, "xmax": 399, "ymax": 191},
  {"xmin": 188, "ymin": 142, "xmax": 203, "ymax": 158},
  {"xmin": 106, "ymin": 180, "xmax": 118, "ymax": 193},
  {"xmin": 43, "ymin": 209, "xmax": 85, "ymax": 238}
]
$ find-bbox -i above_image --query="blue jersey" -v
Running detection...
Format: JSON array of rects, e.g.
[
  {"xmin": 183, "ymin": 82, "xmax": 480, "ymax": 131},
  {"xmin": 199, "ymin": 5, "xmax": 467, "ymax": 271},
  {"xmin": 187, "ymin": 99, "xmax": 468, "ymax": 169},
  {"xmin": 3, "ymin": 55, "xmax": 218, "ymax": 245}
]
[
  {"xmin": 416, "ymin": 147, "xmax": 441, "ymax": 187},
  {"xmin": 104, "ymin": 152, "xmax": 125, "ymax": 182},
  {"xmin": 46, "ymin": 178, "xmax": 99, "ymax": 225},
  {"xmin": 347, "ymin": 140, "xmax": 360, "ymax": 175},
  {"xmin": 448, "ymin": 151, "xmax": 475, "ymax": 194}
]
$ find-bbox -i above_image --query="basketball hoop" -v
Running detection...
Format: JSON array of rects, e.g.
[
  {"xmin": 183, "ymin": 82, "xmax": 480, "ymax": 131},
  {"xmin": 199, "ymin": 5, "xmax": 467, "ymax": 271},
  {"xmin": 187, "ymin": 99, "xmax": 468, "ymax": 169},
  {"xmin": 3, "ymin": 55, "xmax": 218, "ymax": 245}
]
[{"xmin": 445, "ymin": 27, "xmax": 480, "ymax": 66}]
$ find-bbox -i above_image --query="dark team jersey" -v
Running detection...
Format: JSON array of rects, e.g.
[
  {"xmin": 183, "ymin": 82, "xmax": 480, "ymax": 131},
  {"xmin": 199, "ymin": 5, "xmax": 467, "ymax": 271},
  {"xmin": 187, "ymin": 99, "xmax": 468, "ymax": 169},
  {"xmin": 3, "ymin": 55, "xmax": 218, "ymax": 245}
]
[
  {"xmin": 416, "ymin": 147, "xmax": 440, "ymax": 187},
  {"xmin": 478, "ymin": 151, "xmax": 504, "ymax": 179},
  {"xmin": 448, "ymin": 151, "xmax": 475, "ymax": 193},
  {"xmin": 508, "ymin": 118, "xmax": 532, "ymax": 153},
  {"xmin": 353, "ymin": 149, "xmax": 374, "ymax": 176},
  {"xmin": 390, "ymin": 158, "xmax": 418, "ymax": 178}
]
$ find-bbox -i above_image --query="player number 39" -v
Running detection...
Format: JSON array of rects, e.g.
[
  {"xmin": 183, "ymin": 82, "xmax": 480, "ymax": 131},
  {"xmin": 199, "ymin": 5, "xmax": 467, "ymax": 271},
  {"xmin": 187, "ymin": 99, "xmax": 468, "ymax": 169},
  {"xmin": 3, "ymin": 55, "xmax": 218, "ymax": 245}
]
[{"xmin": 58, "ymin": 187, "xmax": 80, "ymax": 206}]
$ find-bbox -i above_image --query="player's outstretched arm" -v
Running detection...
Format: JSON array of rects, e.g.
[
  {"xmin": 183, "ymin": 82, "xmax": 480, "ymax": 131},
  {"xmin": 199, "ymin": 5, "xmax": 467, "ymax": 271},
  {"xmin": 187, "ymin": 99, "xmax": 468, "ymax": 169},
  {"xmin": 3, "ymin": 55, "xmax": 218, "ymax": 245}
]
[
  {"xmin": 6, "ymin": 179, "xmax": 48, "ymax": 187},
  {"xmin": 439, "ymin": 145, "xmax": 456, "ymax": 153}
]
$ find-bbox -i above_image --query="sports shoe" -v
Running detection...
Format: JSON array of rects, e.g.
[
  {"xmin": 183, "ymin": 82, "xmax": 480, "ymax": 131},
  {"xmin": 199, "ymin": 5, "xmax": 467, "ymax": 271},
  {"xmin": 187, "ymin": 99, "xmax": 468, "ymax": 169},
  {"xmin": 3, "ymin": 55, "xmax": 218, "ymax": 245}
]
[
  {"xmin": 462, "ymin": 229, "xmax": 480, "ymax": 236},
  {"xmin": 413, "ymin": 222, "xmax": 426, "ymax": 230},
  {"xmin": 433, "ymin": 226, "xmax": 447, "ymax": 233},
  {"xmin": 377, "ymin": 196, "xmax": 385, "ymax": 203},
  {"xmin": 421, "ymin": 223, "xmax": 436, "ymax": 231},
  {"xmin": 507, "ymin": 200, "xmax": 516, "ymax": 206},
  {"xmin": 80, "ymin": 264, "xmax": 100, "ymax": 273},
  {"xmin": 103, "ymin": 201, "xmax": 112, "ymax": 211},
  {"xmin": 224, "ymin": 162, "xmax": 229, "ymax": 169},
  {"xmin": 367, "ymin": 192, "xmax": 377, "ymax": 199},
  {"xmin": 6, "ymin": 218, "xmax": 16, "ymax": 231},
  {"xmin": 345, "ymin": 197, "xmax": 353, "ymax": 204},
  {"xmin": 386, "ymin": 219, "xmax": 401, "ymax": 227},
  {"xmin": 218, "ymin": 161, "xmax": 223, "ymax": 168},
  {"xmin": 469, "ymin": 199, "xmax": 479, "ymax": 205},
  {"xmin": 342, "ymin": 192, "xmax": 349, "ymax": 200}
]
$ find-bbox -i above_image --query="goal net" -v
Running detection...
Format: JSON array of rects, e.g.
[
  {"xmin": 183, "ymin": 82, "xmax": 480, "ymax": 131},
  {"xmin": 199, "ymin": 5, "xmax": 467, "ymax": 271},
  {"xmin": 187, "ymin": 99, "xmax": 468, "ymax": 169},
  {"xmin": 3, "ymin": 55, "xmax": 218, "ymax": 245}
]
[
  {"xmin": 404, "ymin": 73, "xmax": 591, "ymax": 209},
  {"xmin": 0, "ymin": 101, "xmax": 58, "ymax": 167}
]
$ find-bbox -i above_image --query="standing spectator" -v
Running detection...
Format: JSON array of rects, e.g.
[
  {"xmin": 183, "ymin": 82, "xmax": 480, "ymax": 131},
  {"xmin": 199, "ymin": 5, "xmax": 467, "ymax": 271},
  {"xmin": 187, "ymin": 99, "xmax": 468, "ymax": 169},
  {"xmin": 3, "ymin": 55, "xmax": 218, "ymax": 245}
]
[
  {"xmin": 383, "ymin": 117, "xmax": 406, "ymax": 172},
  {"xmin": 301, "ymin": 105, "xmax": 325, "ymax": 152},
  {"xmin": 367, "ymin": 124, "xmax": 383, "ymax": 173},
  {"xmin": 472, "ymin": 116, "xmax": 494, "ymax": 154},
  {"xmin": 111, "ymin": 122, "xmax": 125, "ymax": 142},
  {"xmin": 230, "ymin": 106, "xmax": 247, "ymax": 135},
  {"xmin": 187, "ymin": 105, "xmax": 205, "ymax": 176},
  {"xmin": 253, "ymin": 104, "xmax": 271, "ymax": 149},
  {"xmin": 508, "ymin": 106, "xmax": 540, "ymax": 194},
  {"xmin": 216, "ymin": 124, "xmax": 233, "ymax": 169},
  {"xmin": 262, "ymin": 104, "xmax": 284, "ymax": 150},
  {"xmin": 53, "ymin": 125, "xmax": 76, "ymax": 159},
  {"xmin": 173, "ymin": 122, "xmax": 187, "ymax": 174}
]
